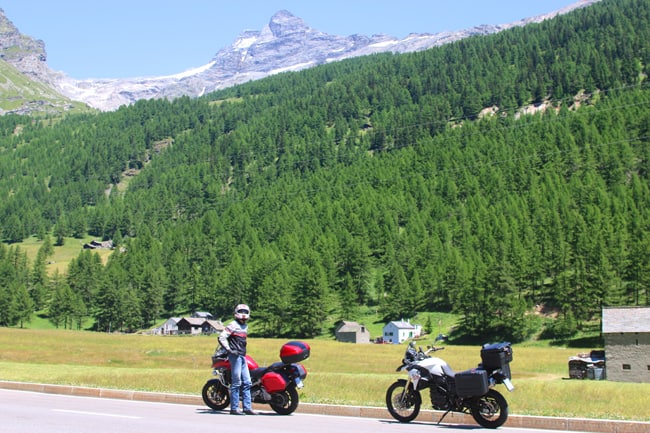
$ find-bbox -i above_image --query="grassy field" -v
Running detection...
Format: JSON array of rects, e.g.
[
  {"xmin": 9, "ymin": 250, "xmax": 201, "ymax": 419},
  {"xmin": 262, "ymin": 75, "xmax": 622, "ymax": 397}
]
[
  {"xmin": 16, "ymin": 235, "xmax": 113, "ymax": 276},
  {"xmin": 0, "ymin": 328, "xmax": 647, "ymax": 421}
]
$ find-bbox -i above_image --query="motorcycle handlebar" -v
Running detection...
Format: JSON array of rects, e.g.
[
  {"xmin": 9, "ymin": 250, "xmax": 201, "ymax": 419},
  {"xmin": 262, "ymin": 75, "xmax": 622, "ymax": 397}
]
[{"xmin": 396, "ymin": 344, "xmax": 447, "ymax": 369}]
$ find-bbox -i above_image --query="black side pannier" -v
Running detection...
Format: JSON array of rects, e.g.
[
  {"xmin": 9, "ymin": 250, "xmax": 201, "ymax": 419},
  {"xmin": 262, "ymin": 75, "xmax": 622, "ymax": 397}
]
[{"xmin": 455, "ymin": 368, "xmax": 489, "ymax": 397}]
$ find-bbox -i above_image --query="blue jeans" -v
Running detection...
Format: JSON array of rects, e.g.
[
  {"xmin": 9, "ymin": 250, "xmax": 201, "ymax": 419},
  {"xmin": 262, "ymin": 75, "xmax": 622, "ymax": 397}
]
[{"xmin": 228, "ymin": 353, "xmax": 252, "ymax": 411}]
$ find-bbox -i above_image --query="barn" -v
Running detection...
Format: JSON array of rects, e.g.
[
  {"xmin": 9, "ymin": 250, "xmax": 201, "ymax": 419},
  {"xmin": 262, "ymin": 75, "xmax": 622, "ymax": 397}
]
[{"xmin": 334, "ymin": 321, "xmax": 370, "ymax": 343}]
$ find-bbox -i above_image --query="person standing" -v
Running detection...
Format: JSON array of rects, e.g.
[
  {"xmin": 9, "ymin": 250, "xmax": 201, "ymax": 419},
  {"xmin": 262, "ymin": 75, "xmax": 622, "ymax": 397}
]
[{"xmin": 218, "ymin": 303, "xmax": 256, "ymax": 415}]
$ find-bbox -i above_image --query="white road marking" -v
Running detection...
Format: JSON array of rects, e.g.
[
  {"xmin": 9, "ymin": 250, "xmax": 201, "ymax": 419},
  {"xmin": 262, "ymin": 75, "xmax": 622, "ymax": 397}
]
[{"xmin": 53, "ymin": 409, "xmax": 141, "ymax": 419}]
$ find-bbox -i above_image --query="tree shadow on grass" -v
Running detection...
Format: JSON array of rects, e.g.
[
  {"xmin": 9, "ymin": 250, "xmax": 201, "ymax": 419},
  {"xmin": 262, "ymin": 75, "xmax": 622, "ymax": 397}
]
[{"xmin": 547, "ymin": 334, "xmax": 603, "ymax": 348}]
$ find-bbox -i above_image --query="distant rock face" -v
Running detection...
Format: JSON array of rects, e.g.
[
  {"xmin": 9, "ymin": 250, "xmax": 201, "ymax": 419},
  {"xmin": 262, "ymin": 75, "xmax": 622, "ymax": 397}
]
[
  {"xmin": 1, "ymin": 2, "xmax": 601, "ymax": 113},
  {"xmin": 0, "ymin": 9, "xmax": 50, "ymax": 82}
]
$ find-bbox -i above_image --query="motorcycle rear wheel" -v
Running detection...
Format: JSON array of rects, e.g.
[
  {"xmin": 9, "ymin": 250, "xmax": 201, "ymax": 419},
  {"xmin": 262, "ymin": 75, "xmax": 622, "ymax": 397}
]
[
  {"xmin": 202, "ymin": 379, "xmax": 230, "ymax": 411},
  {"xmin": 269, "ymin": 386, "xmax": 300, "ymax": 415},
  {"xmin": 470, "ymin": 389, "xmax": 508, "ymax": 429},
  {"xmin": 385, "ymin": 381, "xmax": 421, "ymax": 422}
]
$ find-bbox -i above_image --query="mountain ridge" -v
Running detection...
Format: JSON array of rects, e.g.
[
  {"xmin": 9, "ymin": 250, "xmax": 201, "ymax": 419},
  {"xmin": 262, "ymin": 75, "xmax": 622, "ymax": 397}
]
[{"xmin": 1, "ymin": 1, "xmax": 600, "ymax": 113}]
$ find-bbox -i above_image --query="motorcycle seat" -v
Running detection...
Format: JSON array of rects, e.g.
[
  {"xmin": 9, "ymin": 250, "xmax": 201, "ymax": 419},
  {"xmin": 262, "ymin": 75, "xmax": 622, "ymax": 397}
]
[
  {"xmin": 250, "ymin": 367, "xmax": 269, "ymax": 380},
  {"xmin": 250, "ymin": 362, "xmax": 287, "ymax": 380}
]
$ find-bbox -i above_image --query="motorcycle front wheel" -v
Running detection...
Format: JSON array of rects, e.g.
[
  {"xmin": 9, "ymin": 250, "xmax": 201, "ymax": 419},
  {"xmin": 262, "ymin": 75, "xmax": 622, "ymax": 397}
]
[
  {"xmin": 201, "ymin": 379, "xmax": 230, "ymax": 411},
  {"xmin": 385, "ymin": 381, "xmax": 421, "ymax": 422},
  {"xmin": 269, "ymin": 386, "xmax": 300, "ymax": 415},
  {"xmin": 470, "ymin": 389, "xmax": 508, "ymax": 429}
]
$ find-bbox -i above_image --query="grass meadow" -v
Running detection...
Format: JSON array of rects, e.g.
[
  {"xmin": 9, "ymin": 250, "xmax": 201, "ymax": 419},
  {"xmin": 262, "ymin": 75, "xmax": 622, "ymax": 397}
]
[
  {"xmin": 0, "ymin": 328, "xmax": 648, "ymax": 421},
  {"xmin": 18, "ymin": 235, "xmax": 113, "ymax": 275}
]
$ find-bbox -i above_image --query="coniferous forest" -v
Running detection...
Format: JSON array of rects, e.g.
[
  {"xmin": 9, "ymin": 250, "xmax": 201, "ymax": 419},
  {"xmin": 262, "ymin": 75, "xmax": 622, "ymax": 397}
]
[{"xmin": 0, "ymin": 0, "xmax": 649, "ymax": 340}]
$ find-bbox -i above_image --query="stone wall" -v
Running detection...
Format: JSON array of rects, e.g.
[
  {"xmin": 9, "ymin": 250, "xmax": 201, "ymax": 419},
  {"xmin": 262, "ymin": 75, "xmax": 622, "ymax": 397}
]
[{"xmin": 604, "ymin": 332, "xmax": 650, "ymax": 383}]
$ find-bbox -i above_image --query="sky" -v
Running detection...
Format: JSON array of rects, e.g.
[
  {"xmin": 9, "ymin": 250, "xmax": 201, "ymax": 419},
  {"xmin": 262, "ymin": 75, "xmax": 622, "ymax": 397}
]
[{"xmin": 2, "ymin": 0, "xmax": 585, "ymax": 79}]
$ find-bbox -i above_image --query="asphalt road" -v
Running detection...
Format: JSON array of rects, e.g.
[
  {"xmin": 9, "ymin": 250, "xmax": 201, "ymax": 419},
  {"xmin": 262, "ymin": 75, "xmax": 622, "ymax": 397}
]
[{"xmin": 0, "ymin": 388, "xmax": 609, "ymax": 433}]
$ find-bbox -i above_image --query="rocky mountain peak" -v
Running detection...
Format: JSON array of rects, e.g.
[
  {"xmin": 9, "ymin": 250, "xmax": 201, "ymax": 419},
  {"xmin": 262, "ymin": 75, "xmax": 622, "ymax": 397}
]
[{"xmin": 268, "ymin": 10, "xmax": 311, "ymax": 38}]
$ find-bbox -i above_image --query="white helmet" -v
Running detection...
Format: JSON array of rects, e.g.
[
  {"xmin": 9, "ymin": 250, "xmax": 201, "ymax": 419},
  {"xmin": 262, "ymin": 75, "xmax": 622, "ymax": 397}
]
[{"xmin": 234, "ymin": 304, "xmax": 250, "ymax": 321}]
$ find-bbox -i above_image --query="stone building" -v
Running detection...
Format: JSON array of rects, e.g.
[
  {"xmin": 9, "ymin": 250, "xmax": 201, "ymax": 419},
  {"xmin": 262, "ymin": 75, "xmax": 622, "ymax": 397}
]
[
  {"xmin": 334, "ymin": 320, "xmax": 370, "ymax": 343},
  {"xmin": 601, "ymin": 306, "xmax": 650, "ymax": 383}
]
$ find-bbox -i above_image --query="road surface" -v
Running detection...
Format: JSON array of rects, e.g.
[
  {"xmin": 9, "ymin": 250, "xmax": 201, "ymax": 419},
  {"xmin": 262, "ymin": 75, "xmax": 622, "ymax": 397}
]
[{"xmin": 0, "ymin": 388, "xmax": 599, "ymax": 433}]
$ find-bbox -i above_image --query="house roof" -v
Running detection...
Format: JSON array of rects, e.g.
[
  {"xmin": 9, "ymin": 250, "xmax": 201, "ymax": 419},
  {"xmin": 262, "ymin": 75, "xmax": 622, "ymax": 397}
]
[
  {"xmin": 602, "ymin": 307, "xmax": 650, "ymax": 333},
  {"xmin": 178, "ymin": 317, "xmax": 206, "ymax": 326},
  {"xmin": 193, "ymin": 311, "xmax": 213, "ymax": 318},
  {"xmin": 336, "ymin": 321, "xmax": 365, "ymax": 333},
  {"xmin": 386, "ymin": 320, "xmax": 416, "ymax": 330},
  {"xmin": 205, "ymin": 320, "xmax": 224, "ymax": 330}
]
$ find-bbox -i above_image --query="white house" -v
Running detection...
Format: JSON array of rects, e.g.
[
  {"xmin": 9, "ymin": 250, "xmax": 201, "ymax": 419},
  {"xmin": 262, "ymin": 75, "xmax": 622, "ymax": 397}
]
[
  {"xmin": 383, "ymin": 320, "xmax": 422, "ymax": 344},
  {"xmin": 154, "ymin": 317, "xmax": 181, "ymax": 335}
]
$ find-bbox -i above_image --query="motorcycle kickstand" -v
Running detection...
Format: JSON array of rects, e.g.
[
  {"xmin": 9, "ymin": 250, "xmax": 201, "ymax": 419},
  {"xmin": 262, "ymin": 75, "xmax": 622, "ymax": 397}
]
[{"xmin": 436, "ymin": 409, "xmax": 451, "ymax": 425}]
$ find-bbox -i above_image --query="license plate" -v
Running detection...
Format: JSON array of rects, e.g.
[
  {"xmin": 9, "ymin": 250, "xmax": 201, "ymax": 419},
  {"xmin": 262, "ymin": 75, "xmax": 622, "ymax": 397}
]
[{"xmin": 503, "ymin": 378, "xmax": 515, "ymax": 392}]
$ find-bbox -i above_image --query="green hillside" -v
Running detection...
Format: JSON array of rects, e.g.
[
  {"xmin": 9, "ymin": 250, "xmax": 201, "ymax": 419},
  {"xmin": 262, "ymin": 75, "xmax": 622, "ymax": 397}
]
[
  {"xmin": 0, "ymin": 60, "xmax": 90, "ymax": 115},
  {"xmin": 0, "ymin": 0, "xmax": 648, "ymax": 341}
]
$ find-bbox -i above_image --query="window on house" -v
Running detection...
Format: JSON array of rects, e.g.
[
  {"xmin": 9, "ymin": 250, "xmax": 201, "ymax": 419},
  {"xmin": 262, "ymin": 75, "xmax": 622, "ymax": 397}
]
[{"xmin": 622, "ymin": 364, "xmax": 631, "ymax": 370}]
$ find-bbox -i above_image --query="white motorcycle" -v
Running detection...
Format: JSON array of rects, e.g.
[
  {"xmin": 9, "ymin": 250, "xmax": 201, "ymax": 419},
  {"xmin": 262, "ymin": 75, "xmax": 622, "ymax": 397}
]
[{"xmin": 386, "ymin": 341, "xmax": 514, "ymax": 429}]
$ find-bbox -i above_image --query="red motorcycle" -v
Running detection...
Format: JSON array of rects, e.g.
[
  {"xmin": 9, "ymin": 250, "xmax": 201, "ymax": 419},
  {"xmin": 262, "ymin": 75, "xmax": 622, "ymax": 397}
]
[{"xmin": 202, "ymin": 341, "xmax": 309, "ymax": 415}]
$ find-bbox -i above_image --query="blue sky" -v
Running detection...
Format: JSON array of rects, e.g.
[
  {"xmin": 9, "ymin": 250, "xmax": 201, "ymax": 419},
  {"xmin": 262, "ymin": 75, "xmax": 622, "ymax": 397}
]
[{"xmin": 3, "ymin": 0, "xmax": 586, "ymax": 79}]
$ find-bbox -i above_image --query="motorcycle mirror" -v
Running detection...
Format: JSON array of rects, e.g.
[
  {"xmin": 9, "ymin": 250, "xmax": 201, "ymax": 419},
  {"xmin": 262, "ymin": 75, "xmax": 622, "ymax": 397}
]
[{"xmin": 408, "ymin": 341, "xmax": 416, "ymax": 348}]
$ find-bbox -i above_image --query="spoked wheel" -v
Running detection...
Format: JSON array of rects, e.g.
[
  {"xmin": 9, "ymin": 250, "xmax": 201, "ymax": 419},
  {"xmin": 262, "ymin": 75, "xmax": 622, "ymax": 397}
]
[
  {"xmin": 470, "ymin": 389, "xmax": 508, "ymax": 429},
  {"xmin": 201, "ymin": 379, "xmax": 230, "ymax": 411},
  {"xmin": 269, "ymin": 386, "xmax": 299, "ymax": 415},
  {"xmin": 385, "ymin": 380, "xmax": 421, "ymax": 422}
]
